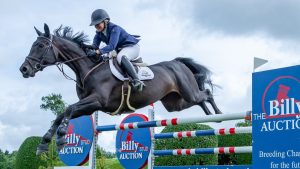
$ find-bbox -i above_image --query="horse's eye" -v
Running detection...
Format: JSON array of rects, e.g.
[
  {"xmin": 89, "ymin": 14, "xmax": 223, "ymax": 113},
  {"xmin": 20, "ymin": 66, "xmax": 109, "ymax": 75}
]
[{"xmin": 39, "ymin": 44, "xmax": 44, "ymax": 48}]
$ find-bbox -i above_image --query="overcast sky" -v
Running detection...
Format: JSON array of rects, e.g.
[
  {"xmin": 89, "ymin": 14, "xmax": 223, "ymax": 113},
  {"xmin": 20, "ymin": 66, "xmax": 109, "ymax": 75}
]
[{"xmin": 1, "ymin": 0, "xmax": 300, "ymax": 153}]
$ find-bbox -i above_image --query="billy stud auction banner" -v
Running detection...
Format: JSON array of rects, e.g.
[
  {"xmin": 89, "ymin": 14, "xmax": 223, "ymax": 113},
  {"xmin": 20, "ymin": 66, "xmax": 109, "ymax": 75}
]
[{"xmin": 252, "ymin": 65, "xmax": 300, "ymax": 169}]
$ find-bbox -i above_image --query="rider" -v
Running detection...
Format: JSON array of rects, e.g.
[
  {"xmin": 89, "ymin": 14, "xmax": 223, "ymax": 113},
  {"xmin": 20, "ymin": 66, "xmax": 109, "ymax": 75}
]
[{"xmin": 82, "ymin": 9, "xmax": 145, "ymax": 91}]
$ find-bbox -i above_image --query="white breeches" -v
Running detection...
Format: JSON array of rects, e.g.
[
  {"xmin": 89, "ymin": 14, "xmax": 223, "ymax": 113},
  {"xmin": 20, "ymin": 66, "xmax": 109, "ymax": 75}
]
[{"xmin": 116, "ymin": 44, "xmax": 140, "ymax": 64}]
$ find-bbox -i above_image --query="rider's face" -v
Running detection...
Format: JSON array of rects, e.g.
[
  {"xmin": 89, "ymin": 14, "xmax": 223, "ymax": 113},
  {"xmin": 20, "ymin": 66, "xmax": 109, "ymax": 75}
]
[{"xmin": 95, "ymin": 22, "xmax": 105, "ymax": 32}]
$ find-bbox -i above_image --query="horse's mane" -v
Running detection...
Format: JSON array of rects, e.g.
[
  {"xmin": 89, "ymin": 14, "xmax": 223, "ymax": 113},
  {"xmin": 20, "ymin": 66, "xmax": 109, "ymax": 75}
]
[{"xmin": 53, "ymin": 25, "xmax": 89, "ymax": 45}]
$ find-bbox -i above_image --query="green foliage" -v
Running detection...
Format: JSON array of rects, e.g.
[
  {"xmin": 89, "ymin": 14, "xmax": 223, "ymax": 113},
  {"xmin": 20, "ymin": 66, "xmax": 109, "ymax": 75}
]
[
  {"xmin": 40, "ymin": 138, "xmax": 62, "ymax": 168},
  {"xmin": 0, "ymin": 150, "xmax": 17, "ymax": 169},
  {"xmin": 40, "ymin": 93, "xmax": 67, "ymax": 116},
  {"xmin": 236, "ymin": 120, "xmax": 252, "ymax": 127},
  {"xmin": 218, "ymin": 120, "xmax": 252, "ymax": 165},
  {"xmin": 96, "ymin": 156, "xmax": 106, "ymax": 169},
  {"xmin": 96, "ymin": 145, "xmax": 119, "ymax": 168},
  {"xmin": 15, "ymin": 136, "xmax": 47, "ymax": 169},
  {"xmin": 155, "ymin": 124, "xmax": 218, "ymax": 166},
  {"xmin": 103, "ymin": 158, "xmax": 124, "ymax": 169},
  {"xmin": 97, "ymin": 145, "xmax": 116, "ymax": 159},
  {"xmin": 0, "ymin": 150, "xmax": 6, "ymax": 169},
  {"xmin": 96, "ymin": 145, "xmax": 106, "ymax": 169}
]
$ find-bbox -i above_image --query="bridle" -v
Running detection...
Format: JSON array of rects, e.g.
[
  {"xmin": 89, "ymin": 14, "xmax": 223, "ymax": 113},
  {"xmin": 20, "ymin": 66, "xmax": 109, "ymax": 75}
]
[
  {"xmin": 25, "ymin": 36, "xmax": 57, "ymax": 71},
  {"xmin": 25, "ymin": 35, "xmax": 107, "ymax": 89}
]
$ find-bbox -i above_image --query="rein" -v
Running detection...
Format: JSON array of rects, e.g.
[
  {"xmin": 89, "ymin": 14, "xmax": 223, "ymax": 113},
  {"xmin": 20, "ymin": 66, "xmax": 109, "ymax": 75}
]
[{"xmin": 26, "ymin": 35, "xmax": 107, "ymax": 89}]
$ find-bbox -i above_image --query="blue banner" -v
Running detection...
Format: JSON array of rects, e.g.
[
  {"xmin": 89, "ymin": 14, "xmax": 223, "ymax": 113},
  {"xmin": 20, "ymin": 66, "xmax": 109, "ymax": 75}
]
[
  {"xmin": 116, "ymin": 114, "xmax": 151, "ymax": 169},
  {"xmin": 57, "ymin": 115, "xmax": 94, "ymax": 166},
  {"xmin": 252, "ymin": 65, "xmax": 300, "ymax": 169}
]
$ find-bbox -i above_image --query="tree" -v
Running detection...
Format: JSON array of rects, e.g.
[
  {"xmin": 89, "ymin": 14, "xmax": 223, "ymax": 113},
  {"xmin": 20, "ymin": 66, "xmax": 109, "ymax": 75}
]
[
  {"xmin": 40, "ymin": 93, "xmax": 67, "ymax": 117},
  {"xmin": 0, "ymin": 149, "xmax": 18, "ymax": 169},
  {"xmin": 96, "ymin": 145, "xmax": 105, "ymax": 169},
  {"xmin": 0, "ymin": 149, "xmax": 6, "ymax": 169},
  {"xmin": 5, "ymin": 151, "xmax": 17, "ymax": 169}
]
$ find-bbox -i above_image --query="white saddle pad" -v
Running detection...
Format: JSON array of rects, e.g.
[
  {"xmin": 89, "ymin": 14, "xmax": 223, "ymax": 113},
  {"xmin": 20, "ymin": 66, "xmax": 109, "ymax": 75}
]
[{"xmin": 109, "ymin": 59, "xmax": 154, "ymax": 81}]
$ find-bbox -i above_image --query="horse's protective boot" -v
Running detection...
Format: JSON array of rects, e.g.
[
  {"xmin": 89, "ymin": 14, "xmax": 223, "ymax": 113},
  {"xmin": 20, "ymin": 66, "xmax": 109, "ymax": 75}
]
[{"xmin": 121, "ymin": 56, "xmax": 145, "ymax": 92}]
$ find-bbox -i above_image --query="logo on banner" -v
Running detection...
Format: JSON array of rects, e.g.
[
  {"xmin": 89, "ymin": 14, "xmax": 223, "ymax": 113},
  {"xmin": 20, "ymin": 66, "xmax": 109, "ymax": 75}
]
[
  {"xmin": 58, "ymin": 115, "xmax": 94, "ymax": 166},
  {"xmin": 261, "ymin": 76, "xmax": 300, "ymax": 132},
  {"xmin": 116, "ymin": 114, "xmax": 151, "ymax": 169}
]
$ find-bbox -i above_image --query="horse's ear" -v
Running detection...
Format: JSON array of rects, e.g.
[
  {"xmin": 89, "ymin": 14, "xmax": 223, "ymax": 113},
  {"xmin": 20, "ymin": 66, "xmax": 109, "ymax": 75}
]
[
  {"xmin": 44, "ymin": 23, "xmax": 50, "ymax": 37},
  {"xmin": 34, "ymin": 26, "xmax": 42, "ymax": 36}
]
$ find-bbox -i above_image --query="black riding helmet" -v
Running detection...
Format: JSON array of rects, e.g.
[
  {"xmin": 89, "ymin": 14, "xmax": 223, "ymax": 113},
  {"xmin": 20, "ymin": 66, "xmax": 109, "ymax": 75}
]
[{"xmin": 90, "ymin": 9, "xmax": 110, "ymax": 26}]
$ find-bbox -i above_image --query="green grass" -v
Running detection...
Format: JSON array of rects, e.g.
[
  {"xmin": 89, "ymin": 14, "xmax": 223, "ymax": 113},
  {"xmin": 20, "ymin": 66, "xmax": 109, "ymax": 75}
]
[
  {"xmin": 104, "ymin": 158, "xmax": 124, "ymax": 169},
  {"xmin": 103, "ymin": 158, "xmax": 148, "ymax": 169},
  {"xmin": 53, "ymin": 158, "xmax": 148, "ymax": 169}
]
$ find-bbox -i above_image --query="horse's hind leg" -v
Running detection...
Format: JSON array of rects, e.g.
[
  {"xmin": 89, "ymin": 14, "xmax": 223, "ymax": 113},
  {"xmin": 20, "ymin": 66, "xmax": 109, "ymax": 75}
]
[
  {"xmin": 161, "ymin": 92, "xmax": 195, "ymax": 112},
  {"xmin": 199, "ymin": 101, "xmax": 213, "ymax": 115},
  {"xmin": 176, "ymin": 80, "xmax": 213, "ymax": 115},
  {"xmin": 37, "ymin": 113, "xmax": 64, "ymax": 155},
  {"xmin": 206, "ymin": 89, "xmax": 222, "ymax": 114},
  {"xmin": 161, "ymin": 92, "xmax": 213, "ymax": 116}
]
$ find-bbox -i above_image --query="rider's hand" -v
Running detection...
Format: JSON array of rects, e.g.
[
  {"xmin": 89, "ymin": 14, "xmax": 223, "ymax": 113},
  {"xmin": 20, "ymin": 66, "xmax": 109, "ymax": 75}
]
[
  {"xmin": 101, "ymin": 54, "xmax": 110, "ymax": 62},
  {"xmin": 86, "ymin": 50, "xmax": 98, "ymax": 57},
  {"xmin": 80, "ymin": 42, "xmax": 97, "ymax": 50}
]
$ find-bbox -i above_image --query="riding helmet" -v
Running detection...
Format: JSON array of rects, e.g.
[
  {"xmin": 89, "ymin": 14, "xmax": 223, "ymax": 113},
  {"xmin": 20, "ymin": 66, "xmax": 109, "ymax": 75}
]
[{"xmin": 90, "ymin": 9, "xmax": 110, "ymax": 26}]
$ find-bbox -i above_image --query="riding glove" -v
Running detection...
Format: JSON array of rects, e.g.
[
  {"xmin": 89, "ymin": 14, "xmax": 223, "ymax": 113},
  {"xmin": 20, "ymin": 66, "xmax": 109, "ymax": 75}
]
[
  {"xmin": 99, "ymin": 54, "xmax": 110, "ymax": 62},
  {"xmin": 87, "ymin": 50, "xmax": 110, "ymax": 62},
  {"xmin": 80, "ymin": 42, "xmax": 98, "ymax": 50},
  {"xmin": 86, "ymin": 50, "xmax": 98, "ymax": 57}
]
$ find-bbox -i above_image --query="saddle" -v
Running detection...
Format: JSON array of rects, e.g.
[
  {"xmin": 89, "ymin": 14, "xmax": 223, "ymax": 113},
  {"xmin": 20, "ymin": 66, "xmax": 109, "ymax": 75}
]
[
  {"xmin": 109, "ymin": 57, "xmax": 154, "ymax": 81},
  {"xmin": 107, "ymin": 52, "xmax": 154, "ymax": 115}
]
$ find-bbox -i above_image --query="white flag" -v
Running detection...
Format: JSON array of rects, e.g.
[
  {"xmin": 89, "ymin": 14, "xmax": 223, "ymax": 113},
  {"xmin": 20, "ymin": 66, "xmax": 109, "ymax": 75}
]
[{"xmin": 253, "ymin": 57, "xmax": 268, "ymax": 71}]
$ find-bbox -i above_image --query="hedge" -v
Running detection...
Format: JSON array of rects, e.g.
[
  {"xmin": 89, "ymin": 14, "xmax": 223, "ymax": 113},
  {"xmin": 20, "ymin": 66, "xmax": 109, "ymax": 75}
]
[
  {"xmin": 155, "ymin": 124, "xmax": 218, "ymax": 166},
  {"xmin": 15, "ymin": 136, "xmax": 47, "ymax": 169}
]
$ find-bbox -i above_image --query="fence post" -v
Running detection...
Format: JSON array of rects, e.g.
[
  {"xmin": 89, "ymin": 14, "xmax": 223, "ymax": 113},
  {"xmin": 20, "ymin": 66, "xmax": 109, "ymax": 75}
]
[
  {"xmin": 91, "ymin": 111, "xmax": 98, "ymax": 169},
  {"xmin": 148, "ymin": 105, "xmax": 155, "ymax": 169}
]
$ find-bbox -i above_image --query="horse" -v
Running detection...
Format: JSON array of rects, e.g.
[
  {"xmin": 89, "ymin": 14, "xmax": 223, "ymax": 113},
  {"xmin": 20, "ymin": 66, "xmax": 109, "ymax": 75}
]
[{"xmin": 19, "ymin": 24, "xmax": 222, "ymax": 155}]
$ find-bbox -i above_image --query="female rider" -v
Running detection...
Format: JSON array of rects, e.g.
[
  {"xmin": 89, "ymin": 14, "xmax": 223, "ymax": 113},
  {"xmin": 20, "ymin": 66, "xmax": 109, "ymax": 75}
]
[{"xmin": 82, "ymin": 9, "xmax": 145, "ymax": 91}]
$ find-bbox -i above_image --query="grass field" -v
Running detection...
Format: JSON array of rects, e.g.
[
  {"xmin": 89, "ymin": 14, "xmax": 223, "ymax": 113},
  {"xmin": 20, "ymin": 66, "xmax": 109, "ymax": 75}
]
[
  {"xmin": 103, "ymin": 158, "xmax": 124, "ymax": 169},
  {"xmin": 103, "ymin": 158, "xmax": 148, "ymax": 169}
]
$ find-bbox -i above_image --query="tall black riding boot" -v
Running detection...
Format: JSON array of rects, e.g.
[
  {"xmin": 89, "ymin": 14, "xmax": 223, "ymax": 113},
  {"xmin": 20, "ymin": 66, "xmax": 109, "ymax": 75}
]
[{"xmin": 121, "ymin": 56, "xmax": 145, "ymax": 91}]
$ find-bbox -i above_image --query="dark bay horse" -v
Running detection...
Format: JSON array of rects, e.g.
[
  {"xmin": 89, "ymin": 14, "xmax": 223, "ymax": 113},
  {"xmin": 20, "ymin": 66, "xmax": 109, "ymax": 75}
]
[{"xmin": 19, "ymin": 24, "xmax": 222, "ymax": 155}]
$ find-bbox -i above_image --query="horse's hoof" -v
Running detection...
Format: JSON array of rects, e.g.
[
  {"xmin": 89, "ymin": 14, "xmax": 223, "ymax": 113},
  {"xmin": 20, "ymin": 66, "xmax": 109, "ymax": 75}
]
[
  {"xmin": 56, "ymin": 137, "xmax": 67, "ymax": 150},
  {"xmin": 205, "ymin": 89, "xmax": 211, "ymax": 94},
  {"xmin": 57, "ymin": 126, "xmax": 67, "ymax": 136},
  {"xmin": 43, "ymin": 131, "xmax": 52, "ymax": 143},
  {"xmin": 36, "ymin": 143, "xmax": 49, "ymax": 155},
  {"xmin": 56, "ymin": 144, "xmax": 65, "ymax": 151},
  {"xmin": 215, "ymin": 111, "xmax": 223, "ymax": 114},
  {"xmin": 56, "ymin": 143, "xmax": 66, "ymax": 151}
]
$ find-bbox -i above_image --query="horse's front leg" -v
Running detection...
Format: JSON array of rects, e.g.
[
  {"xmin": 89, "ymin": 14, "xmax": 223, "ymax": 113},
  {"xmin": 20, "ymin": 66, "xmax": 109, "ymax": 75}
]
[
  {"xmin": 36, "ymin": 113, "xmax": 64, "ymax": 155},
  {"xmin": 56, "ymin": 94, "xmax": 102, "ymax": 151}
]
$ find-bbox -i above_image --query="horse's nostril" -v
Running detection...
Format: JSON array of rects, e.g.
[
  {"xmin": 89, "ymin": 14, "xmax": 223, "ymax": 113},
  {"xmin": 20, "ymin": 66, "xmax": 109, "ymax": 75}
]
[{"xmin": 22, "ymin": 66, "xmax": 28, "ymax": 73}]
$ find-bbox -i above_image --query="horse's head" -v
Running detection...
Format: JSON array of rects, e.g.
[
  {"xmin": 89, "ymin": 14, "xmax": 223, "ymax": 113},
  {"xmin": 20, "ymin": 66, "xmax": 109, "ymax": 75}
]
[{"xmin": 20, "ymin": 23, "xmax": 58, "ymax": 78}]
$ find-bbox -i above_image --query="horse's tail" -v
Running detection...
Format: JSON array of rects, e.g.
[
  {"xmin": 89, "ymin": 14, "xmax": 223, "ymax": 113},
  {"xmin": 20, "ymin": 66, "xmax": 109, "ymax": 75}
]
[{"xmin": 175, "ymin": 57, "xmax": 213, "ymax": 91}]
